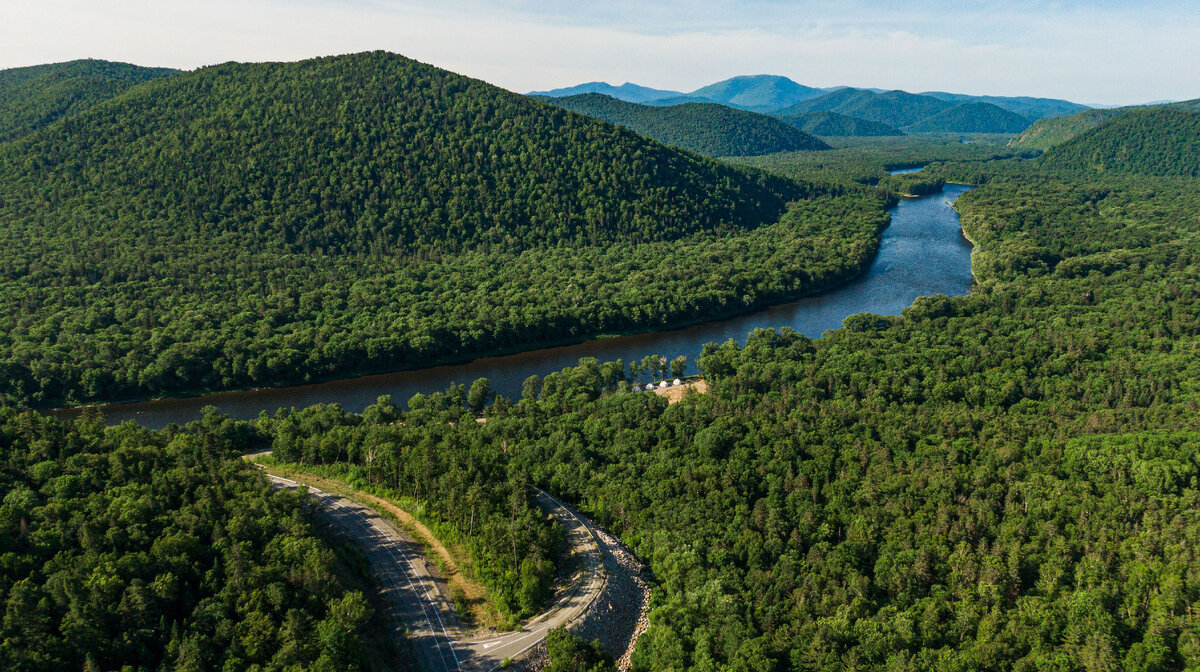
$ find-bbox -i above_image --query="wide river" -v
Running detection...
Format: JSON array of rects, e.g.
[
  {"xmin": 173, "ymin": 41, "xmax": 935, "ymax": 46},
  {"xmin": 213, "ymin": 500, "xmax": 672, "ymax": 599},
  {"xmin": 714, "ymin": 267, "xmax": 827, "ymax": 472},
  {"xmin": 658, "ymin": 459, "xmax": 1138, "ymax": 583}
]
[{"xmin": 72, "ymin": 182, "xmax": 974, "ymax": 428}]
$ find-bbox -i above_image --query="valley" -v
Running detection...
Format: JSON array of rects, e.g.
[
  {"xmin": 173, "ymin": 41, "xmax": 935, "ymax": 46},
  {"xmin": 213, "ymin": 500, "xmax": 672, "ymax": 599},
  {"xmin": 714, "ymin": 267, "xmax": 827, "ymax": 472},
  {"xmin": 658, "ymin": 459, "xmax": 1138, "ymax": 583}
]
[{"xmin": 2, "ymin": 32, "xmax": 1200, "ymax": 672}]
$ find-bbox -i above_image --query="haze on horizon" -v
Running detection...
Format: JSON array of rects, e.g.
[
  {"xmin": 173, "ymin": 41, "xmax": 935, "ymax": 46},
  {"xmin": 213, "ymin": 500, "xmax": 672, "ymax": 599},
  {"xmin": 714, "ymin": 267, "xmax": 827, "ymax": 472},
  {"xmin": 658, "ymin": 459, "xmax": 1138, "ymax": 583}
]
[{"xmin": 2, "ymin": 0, "xmax": 1196, "ymax": 107}]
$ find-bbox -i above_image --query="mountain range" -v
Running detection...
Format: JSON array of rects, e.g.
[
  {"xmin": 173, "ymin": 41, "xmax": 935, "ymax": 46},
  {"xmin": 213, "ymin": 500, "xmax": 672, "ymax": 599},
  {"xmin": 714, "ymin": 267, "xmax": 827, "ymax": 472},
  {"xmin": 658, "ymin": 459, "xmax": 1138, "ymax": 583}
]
[
  {"xmin": 531, "ymin": 75, "xmax": 1094, "ymax": 138},
  {"xmin": 530, "ymin": 74, "xmax": 1088, "ymax": 120}
]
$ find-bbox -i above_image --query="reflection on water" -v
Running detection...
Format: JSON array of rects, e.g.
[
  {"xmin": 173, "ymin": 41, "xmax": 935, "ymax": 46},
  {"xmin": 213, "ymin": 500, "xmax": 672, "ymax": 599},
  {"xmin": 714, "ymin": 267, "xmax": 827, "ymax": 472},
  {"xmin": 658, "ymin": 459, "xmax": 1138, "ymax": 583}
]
[{"xmin": 67, "ymin": 185, "xmax": 974, "ymax": 428}]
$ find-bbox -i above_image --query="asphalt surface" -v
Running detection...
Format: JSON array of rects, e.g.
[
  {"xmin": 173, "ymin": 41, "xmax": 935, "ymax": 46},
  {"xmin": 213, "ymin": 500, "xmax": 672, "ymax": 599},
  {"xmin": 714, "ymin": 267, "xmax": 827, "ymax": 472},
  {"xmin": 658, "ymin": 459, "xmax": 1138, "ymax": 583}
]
[{"xmin": 265, "ymin": 474, "xmax": 606, "ymax": 672}]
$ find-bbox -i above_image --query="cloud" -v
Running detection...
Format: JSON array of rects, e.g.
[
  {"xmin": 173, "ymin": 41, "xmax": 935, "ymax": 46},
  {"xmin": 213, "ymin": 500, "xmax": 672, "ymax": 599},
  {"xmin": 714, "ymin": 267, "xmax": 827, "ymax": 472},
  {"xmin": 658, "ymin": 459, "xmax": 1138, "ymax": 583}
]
[{"xmin": 1, "ymin": 0, "xmax": 1196, "ymax": 105}]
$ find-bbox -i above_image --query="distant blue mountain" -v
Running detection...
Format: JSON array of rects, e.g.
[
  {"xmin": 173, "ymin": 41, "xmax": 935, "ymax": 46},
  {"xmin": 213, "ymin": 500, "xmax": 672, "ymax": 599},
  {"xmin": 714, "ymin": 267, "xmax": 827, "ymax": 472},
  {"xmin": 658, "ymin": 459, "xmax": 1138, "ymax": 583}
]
[
  {"xmin": 526, "ymin": 81, "xmax": 681, "ymax": 104},
  {"xmin": 685, "ymin": 75, "xmax": 827, "ymax": 112},
  {"xmin": 528, "ymin": 76, "xmax": 1093, "ymax": 129}
]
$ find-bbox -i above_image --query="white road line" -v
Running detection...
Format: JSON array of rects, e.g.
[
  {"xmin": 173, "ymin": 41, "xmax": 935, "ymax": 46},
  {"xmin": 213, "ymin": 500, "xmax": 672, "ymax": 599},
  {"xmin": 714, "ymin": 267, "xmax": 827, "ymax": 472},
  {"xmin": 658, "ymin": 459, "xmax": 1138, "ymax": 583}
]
[
  {"xmin": 273, "ymin": 477, "xmax": 457, "ymax": 670},
  {"xmin": 268, "ymin": 474, "xmax": 613, "ymax": 672}
]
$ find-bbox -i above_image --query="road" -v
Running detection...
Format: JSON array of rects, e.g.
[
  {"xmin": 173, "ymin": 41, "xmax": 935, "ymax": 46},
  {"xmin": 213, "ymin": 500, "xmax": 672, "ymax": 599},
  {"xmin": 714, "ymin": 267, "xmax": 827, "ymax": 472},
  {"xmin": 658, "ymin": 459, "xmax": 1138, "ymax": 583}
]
[{"xmin": 265, "ymin": 474, "xmax": 606, "ymax": 672}]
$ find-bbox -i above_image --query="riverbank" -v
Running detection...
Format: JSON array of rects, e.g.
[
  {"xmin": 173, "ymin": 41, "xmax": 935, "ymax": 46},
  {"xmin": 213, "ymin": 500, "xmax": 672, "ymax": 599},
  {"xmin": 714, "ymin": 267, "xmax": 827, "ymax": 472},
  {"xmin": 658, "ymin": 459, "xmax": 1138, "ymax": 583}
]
[
  {"xmin": 51, "ymin": 238, "xmax": 882, "ymax": 416},
  {"xmin": 56, "ymin": 184, "xmax": 973, "ymax": 428}
]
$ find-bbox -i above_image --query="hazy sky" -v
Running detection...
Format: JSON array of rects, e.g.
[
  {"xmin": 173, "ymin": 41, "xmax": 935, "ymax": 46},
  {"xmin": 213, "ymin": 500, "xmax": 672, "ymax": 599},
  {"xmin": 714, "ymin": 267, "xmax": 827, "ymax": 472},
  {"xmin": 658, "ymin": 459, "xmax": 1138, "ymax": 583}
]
[{"xmin": 2, "ymin": 0, "xmax": 1197, "ymax": 105}]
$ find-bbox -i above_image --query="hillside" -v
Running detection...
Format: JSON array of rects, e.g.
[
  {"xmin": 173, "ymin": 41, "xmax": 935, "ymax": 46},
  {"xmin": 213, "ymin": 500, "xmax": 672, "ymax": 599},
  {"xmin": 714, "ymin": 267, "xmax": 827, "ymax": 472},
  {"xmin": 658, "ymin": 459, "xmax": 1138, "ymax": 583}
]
[
  {"xmin": 777, "ymin": 110, "xmax": 905, "ymax": 136},
  {"xmin": 906, "ymin": 101, "xmax": 1033, "ymax": 133},
  {"xmin": 1041, "ymin": 108, "xmax": 1200, "ymax": 176},
  {"xmin": 685, "ymin": 74, "xmax": 826, "ymax": 112},
  {"xmin": 0, "ymin": 51, "xmax": 880, "ymax": 407},
  {"xmin": 539, "ymin": 93, "xmax": 830, "ymax": 156},
  {"xmin": 1008, "ymin": 107, "xmax": 1125, "ymax": 151},
  {"xmin": 1010, "ymin": 99, "xmax": 1200, "ymax": 151},
  {"xmin": 778, "ymin": 88, "xmax": 955, "ymax": 128},
  {"xmin": 525, "ymin": 80, "xmax": 680, "ymax": 103},
  {"xmin": 0, "ymin": 59, "xmax": 178, "ymax": 142},
  {"xmin": 919, "ymin": 91, "xmax": 1088, "ymax": 119}
]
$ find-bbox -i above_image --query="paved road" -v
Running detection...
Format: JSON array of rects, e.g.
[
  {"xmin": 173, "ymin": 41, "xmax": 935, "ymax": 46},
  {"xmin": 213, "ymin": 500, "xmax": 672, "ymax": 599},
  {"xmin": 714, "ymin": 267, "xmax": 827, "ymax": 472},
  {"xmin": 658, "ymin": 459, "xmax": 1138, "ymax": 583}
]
[{"xmin": 266, "ymin": 474, "xmax": 606, "ymax": 672}]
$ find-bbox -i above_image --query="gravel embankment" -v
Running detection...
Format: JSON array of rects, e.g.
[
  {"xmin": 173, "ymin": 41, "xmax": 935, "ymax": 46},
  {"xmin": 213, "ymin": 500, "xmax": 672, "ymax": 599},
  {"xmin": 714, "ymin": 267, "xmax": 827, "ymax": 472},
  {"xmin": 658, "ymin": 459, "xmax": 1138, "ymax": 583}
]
[{"xmin": 513, "ymin": 511, "xmax": 652, "ymax": 671}]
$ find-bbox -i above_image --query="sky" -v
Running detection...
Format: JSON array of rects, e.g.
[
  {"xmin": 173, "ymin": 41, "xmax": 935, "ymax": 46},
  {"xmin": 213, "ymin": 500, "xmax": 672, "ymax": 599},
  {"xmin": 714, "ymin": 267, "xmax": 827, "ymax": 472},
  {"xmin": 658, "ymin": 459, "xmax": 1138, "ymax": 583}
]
[{"xmin": 2, "ymin": 0, "xmax": 1197, "ymax": 106}]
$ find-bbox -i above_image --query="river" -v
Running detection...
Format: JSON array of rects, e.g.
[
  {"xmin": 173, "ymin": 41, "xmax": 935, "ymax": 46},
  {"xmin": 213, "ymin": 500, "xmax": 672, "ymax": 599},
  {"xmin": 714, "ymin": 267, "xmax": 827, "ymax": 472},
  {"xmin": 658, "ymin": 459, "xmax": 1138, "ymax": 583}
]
[{"xmin": 70, "ymin": 181, "xmax": 973, "ymax": 428}]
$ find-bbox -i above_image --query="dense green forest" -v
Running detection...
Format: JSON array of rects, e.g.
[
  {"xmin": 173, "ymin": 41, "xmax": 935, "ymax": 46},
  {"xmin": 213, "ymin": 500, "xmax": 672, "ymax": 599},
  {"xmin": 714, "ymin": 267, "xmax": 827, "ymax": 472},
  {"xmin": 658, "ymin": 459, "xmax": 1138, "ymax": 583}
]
[
  {"xmin": 258, "ymin": 395, "xmax": 561, "ymax": 622},
  {"xmin": 1041, "ymin": 108, "xmax": 1200, "ymax": 176},
  {"xmin": 0, "ymin": 409, "xmax": 385, "ymax": 672},
  {"xmin": 5, "ymin": 49, "xmax": 1200, "ymax": 672},
  {"xmin": 731, "ymin": 136, "xmax": 1028, "ymax": 186},
  {"xmin": 537, "ymin": 93, "xmax": 830, "ymax": 156},
  {"xmin": 0, "ymin": 51, "xmax": 889, "ymax": 408},
  {"xmin": 905, "ymin": 102, "xmax": 1032, "ymax": 134},
  {"xmin": 0, "ymin": 60, "xmax": 178, "ymax": 142},
  {"xmin": 1008, "ymin": 108, "xmax": 1126, "ymax": 151},
  {"xmin": 212, "ymin": 159, "xmax": 1200, "ymax": 670},
  {"xmin": 775, "ymin": 111, "xmax": 904, "ymax": 137}
]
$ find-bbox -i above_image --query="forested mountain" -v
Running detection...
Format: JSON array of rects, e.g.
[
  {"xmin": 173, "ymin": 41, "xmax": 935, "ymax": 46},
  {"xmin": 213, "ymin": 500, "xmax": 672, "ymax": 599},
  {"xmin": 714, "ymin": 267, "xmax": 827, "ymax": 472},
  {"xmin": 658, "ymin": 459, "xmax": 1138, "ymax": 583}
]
[
  {"xmin": 684, "ymin": 74, "xmax": 827, "ymax": 112},
  {"xmin": 776, "ymin": 110, "xmax": 905, "ymax": 137},
  {"xmin": 905, "ymin": 102, "xmax": 1033, "ymax": 133},
  {"xmin": 1008, "ymin": 108, "xmax": 1126, "ymax": 151},
  {"xmin": 1010, "ymin": 99, "xmax": 1200, "ymax": 151},
  {"xmin": 918, "ymin": 91, "xmax": 1088, "ymax": 119},
  {"xmin": 1041, "ymin": 108, "xmax": 1200, "ymax": 176},
  {"xmin": 778, "ymin": 88, "xmax": 956, "ymax": 129},
  {"xmin": 525, "ymin": 81, "xmax": 680, "ymax": 103},
  {"xmin": 0, "ymin": 51, "xmax": 882, "ymax": 407},
  {"xmin": 537, "ymin": 93, "xmax": 830, "ymax": 156},
  {"xmin": 0, "ymin": 59, "xmax": 178, "ymax": 142},
  {"xmin": 0, "ymin": 409, "xmax": 382, "ymax": 671}
]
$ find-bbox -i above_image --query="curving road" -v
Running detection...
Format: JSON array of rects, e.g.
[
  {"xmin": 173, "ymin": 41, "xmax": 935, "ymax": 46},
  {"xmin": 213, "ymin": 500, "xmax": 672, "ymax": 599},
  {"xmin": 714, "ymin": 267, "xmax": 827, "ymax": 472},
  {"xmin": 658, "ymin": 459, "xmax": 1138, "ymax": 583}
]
[{"xmin": 265, "ymin": 474, "xmax": 607, "ymax": 671}]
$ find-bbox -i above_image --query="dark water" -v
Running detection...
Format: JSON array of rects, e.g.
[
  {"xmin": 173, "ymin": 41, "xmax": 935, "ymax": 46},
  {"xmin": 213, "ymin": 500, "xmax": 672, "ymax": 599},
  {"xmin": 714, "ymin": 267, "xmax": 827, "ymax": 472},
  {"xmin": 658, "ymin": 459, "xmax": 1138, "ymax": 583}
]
[{"xmin": 68, "ymin": 184, "xmax": 973, "ymax": 428}]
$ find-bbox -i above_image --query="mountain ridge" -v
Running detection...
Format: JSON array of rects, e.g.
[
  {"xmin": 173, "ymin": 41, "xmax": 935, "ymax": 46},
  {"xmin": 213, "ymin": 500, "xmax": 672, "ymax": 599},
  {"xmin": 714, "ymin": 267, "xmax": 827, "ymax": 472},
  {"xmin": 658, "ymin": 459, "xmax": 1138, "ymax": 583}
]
[
  {"xmin": 537, "ymin": 92, "xmax": 830, "ymax": 156},
  {"xmin": 1041, "ymin": 108, "xmax": 1200, "ymax": 176},
  {"xmin": 0, "ymin": 59, "xmax": 180, "ymax": 142}
]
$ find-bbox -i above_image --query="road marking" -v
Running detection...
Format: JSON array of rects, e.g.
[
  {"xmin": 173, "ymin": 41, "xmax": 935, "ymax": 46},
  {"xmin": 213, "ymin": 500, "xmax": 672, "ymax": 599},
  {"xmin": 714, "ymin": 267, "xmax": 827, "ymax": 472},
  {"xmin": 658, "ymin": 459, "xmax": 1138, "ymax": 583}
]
[{"xmin": 267, "ymin": 474, "xmax": 613, "ymax": 672}]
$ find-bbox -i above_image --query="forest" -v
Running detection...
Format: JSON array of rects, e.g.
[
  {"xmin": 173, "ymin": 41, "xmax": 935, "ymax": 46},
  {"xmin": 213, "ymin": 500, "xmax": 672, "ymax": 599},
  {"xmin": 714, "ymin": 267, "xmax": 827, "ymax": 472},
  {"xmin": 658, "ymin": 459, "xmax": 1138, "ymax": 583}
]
[
  {"xmin": 83, "ymin": 109, "xmax": 1195, "ymax": 670},
  {"xmin": 1040, "ymin": 109, "xmax": 1200, "ymax": 177},
  {"xmin": 0, "ymin": 408, "xmax": 388, "ymax": 672},
  {"xmin": 0, "ymin": 51, "xmax": 888, "ymax": 408},
  {"xmin": 2, "ymin": 49, "xmax": 1200, "ymax": 672},
  {"xmin": 187, "ymin": 157, "xmax": 1200, "ymax": 671}
]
